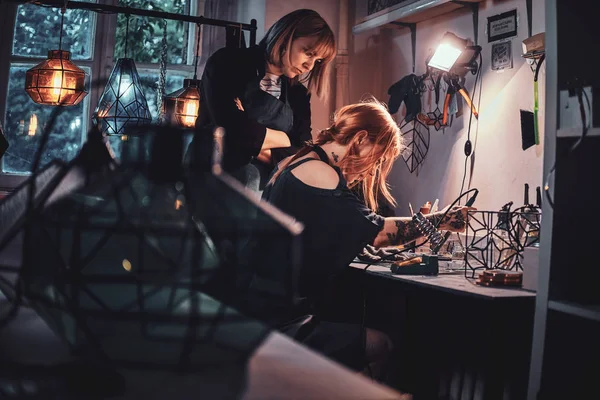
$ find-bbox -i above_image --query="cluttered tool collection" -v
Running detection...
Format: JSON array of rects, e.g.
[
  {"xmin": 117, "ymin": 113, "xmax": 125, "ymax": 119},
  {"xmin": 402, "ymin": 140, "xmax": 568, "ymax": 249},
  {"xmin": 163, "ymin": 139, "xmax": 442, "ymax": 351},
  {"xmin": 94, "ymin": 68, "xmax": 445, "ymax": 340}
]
[{"xmin": 366, "ymin": 185, "xmax": 542, "ymax": 289}]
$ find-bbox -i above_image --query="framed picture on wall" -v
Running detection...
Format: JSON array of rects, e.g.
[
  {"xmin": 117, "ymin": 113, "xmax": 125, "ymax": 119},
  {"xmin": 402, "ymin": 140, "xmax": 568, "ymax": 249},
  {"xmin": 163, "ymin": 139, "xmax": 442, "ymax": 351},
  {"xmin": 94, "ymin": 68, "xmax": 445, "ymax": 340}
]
[
  {"xmin": 487, "ymin": 9, "xmax": 518, "ymax": 43},
  {"xmin": 491, "ymin": 41, "xmax": 513, "ymax": 71}
]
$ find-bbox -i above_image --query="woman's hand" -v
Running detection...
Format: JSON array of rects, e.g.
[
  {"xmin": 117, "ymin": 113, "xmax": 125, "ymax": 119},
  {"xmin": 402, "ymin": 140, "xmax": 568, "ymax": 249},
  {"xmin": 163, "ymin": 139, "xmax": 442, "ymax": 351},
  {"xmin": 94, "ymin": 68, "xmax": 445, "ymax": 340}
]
[
  {"xmin": 433, "ymin": 205, "xmax": 476, "ymax": 232},
  {"xmin": 256, "ymin": 149, "xmax": 272, "ymax": 165},
  {"xmin": 234, "ymin": 97, "xmax": 245, "ymax": 111}
]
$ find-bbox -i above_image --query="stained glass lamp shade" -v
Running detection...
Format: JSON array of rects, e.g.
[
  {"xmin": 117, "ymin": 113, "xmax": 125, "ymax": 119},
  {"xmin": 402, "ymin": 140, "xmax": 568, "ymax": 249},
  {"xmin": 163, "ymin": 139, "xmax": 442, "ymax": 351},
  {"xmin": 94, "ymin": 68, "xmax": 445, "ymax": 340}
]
[
  {"xmin": 25, "ymin": 50, "xmax": 87, "ymax": 106},
  {"xmin": 163, "ymin": 79, "xmax": 201, "ymax": 128},
  {"xmin": 94, "ymin": 58, "xmax": 152, "ymax": 136}
]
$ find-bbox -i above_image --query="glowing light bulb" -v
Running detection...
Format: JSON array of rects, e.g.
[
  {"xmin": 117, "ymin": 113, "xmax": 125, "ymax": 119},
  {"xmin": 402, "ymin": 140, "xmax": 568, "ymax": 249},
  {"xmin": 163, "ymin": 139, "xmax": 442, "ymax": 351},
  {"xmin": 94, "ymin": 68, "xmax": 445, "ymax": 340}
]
[
  {"xmin": 182, "ymin": 99, "xmax": 199, "ymax": 127},
  {"xmin": 52, "ymin": 71, "xmax": 63, "ymax": 97}
]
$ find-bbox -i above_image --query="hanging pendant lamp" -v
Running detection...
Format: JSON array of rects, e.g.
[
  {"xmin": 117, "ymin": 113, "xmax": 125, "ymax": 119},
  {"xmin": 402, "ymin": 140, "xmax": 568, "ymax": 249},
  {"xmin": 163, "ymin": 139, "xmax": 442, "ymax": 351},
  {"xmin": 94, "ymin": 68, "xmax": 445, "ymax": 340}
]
[
  {"xmin": 24, "ymin": 7, "xmax": 87, "ymax": 106},
  {"xmin": 163, "ymin": 23, "xmax": 201, "ymax": 128},
  {"xmin": 94, "ymin": 15, "xmax": 152, "ymax": 136}
]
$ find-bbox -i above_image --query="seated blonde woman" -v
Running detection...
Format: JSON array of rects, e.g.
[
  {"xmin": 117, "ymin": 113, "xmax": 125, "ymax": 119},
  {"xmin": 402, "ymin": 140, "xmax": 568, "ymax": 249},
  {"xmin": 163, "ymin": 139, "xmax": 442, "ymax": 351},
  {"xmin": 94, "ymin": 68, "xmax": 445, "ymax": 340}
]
[{"xmin": 242, "ymin": 99, "xmax": 473, "ymax": 380}]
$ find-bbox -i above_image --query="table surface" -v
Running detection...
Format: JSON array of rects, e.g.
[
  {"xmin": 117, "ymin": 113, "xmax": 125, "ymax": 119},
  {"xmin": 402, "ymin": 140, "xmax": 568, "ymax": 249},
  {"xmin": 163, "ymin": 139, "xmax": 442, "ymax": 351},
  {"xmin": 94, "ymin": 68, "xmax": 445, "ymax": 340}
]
[{"xmin": 350, "ymin": 261, "xmax": 536, "ymax": 300}]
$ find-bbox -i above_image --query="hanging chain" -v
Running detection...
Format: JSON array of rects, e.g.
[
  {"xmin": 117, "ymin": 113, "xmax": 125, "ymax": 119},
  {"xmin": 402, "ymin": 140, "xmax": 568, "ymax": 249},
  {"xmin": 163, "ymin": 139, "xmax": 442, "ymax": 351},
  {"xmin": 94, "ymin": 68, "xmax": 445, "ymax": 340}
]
[
  {"xmin": 58, "ymin": 6, "xmax": 66, "ymax": 51},
  {"xmin": 124, "ymin": 14, "xmax": 130, "ymax": 58},
  {"xmin": 157, "ymin": 21, "xmax": 168, "ymax": 122},
  {"xmin": 193, "ymin": 23, "xmax": 201, "ymax": 79}
]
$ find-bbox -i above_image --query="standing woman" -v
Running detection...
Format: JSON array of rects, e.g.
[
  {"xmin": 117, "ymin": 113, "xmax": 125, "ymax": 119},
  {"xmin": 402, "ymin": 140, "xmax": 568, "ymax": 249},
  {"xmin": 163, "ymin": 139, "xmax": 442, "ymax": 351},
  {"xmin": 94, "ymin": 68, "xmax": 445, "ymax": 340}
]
[{"xmin": 187, "ymin": 9, "xmax": 336, "ymax": 190}]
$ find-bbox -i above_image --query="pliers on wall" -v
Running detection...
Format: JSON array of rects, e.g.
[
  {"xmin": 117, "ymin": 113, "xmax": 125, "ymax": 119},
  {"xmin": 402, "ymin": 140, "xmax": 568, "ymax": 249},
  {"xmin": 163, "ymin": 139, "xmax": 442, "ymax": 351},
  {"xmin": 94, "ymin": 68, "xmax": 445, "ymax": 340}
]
[{"xmin": 442, "ymin": 76, "xmax": 479, "ymax": 126}]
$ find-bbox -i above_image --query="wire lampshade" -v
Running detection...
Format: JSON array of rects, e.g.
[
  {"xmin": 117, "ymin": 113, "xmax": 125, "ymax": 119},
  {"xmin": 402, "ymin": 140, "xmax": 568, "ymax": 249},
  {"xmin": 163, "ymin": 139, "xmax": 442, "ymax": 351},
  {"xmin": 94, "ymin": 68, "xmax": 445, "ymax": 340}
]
[
  {"xmin": 163, "ymin": 23, "xmax": 201, "ymax": 128},
  {"xmin": 25, "ymin": 50, "xmax": 87, "ymax": 106},
  {"xmin": 12, "ymin": 124, "xmax": 274, "ymax": 375},
  {"xmin": 163, "ymin": 78, "xmax": 201, "ymax": 128},
  {"xmin": 94, "ymin": 58, "xmax": 152, "ymax": 136}
]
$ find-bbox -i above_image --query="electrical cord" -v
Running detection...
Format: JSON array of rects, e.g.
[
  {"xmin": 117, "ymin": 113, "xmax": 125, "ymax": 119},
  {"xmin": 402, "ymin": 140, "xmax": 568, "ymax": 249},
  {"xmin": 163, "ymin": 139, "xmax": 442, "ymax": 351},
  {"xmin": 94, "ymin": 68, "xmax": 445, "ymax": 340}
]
[
  {"xmin": 544, "ymin": 86, "xmax": 591, "ymax": 209},
  {"xmin": 458, "ymin": 53, "xmax": 483, "ymax": 202}
]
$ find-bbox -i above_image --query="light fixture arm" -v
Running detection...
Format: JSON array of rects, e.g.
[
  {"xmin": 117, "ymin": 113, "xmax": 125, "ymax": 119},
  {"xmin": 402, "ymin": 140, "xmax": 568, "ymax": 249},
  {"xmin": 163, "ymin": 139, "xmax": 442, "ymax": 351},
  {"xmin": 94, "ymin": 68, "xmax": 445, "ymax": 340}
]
[{"xmin": 464, "ymin": 45, "xmax": 482, "ymax": 74}]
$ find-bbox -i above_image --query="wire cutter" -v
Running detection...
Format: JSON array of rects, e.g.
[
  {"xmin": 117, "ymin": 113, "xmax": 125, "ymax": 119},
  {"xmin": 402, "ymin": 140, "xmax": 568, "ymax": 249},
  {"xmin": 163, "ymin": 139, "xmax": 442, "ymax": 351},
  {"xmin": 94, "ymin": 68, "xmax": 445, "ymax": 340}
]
[{"xmin": 442, "ymin": 76, "xmax": 479, "ymax": 126}]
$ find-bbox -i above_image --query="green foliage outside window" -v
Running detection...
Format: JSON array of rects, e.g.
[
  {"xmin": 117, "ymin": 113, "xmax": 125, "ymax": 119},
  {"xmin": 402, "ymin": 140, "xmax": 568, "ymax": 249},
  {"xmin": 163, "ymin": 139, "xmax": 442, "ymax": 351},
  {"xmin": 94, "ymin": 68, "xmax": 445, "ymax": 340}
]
[
  {"xmin": 3, "ymin": 0, "xmax": 193, "ymax": 174},
  {"xmin": 12, "ymin": 1, "xmax": 95, "ymax": 60},
  {"xmin": 115, "ymin": 0, "xmax": 188, "ymax": 64}
]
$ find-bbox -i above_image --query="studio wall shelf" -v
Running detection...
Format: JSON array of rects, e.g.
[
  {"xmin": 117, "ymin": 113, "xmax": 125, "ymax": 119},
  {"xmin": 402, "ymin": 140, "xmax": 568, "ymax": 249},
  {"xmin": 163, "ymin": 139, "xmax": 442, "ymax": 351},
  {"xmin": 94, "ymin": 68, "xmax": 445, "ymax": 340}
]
[{"xmin": 352, "ymin": 0, "xmax": 483, "ymax": 35}]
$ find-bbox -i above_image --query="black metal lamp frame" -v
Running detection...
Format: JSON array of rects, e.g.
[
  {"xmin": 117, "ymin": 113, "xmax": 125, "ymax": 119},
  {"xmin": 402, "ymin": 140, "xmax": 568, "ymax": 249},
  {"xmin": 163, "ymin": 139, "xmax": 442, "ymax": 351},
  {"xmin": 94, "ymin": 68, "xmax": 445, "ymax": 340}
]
[{"xmin": 463, "ymin": 209, "xmax": 541, "ymax": 279}]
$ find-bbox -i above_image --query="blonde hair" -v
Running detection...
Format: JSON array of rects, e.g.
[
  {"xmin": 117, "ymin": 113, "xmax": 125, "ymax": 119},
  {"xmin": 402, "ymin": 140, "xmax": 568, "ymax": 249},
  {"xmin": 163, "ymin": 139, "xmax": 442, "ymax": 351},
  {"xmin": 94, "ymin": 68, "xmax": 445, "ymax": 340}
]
[
  {"xmin": 270, "ymin": 99, "xmax": 403, "ymax": 211},
  {"xmin": 260, "ymin": 9, "xmax": 336, "ymax": 101}
]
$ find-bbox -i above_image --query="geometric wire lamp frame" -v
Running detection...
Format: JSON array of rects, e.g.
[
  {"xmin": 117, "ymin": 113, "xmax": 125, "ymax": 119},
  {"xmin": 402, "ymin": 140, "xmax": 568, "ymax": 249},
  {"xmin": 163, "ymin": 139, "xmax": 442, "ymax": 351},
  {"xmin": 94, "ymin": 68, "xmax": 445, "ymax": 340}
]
[
  {"xmin": 16, "ymin": 123, "xmax": 272, "ymax": 375},
  {"xmin": 163, "ymin": 78, "xmax": 201, "ymax": 128},
  {"xmin": 94, "ymin": 13, "xmax": 151, "ymax": 136},
  {"xmin": 25, "ymin": 50, "xmax": 88, "ymax": 106},
  {"xmin": 93, "ymin": 58, "xmax": 152, "ymax": 136},
  {"xmin": 400, "ymin": 117, "xmax": 430, "ymax": 173},
  {"xmin": 24, "ymin": 7, "xmax": 87, "ymax": 106},
  {"xmin": 463, "ymin": 209, "xmax": 541, "ymax": 279}
]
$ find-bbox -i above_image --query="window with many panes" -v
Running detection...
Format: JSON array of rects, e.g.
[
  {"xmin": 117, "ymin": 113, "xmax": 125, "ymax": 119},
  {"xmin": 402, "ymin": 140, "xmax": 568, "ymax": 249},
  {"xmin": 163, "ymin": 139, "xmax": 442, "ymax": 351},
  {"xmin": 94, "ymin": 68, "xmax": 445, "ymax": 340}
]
[{"xmin": 0, "ymin": 0, "xmax": 203, "ymax": 180}]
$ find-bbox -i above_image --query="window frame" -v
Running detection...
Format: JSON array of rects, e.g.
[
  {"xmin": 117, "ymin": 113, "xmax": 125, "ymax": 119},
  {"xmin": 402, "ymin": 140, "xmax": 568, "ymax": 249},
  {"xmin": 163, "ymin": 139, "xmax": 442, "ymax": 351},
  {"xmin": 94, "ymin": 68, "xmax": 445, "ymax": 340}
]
[{"xmin": 0, "ymin": 0, "xmax": 203, "ymax": 191}]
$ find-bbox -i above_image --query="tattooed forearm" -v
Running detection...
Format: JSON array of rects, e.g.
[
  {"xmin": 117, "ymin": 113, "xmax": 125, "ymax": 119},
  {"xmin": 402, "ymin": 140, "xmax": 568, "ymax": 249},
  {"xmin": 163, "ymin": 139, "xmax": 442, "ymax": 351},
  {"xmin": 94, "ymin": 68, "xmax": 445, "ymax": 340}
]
[
  {"xmin": 387, "ymin": 232, "xmax": 397, "ymax": 243},
  {"xmin": 376, "ymin": 207, "xmax": 469, "ymax": 248},
  {"xmin": 384, "ymin": 219, "xmax": 422, "ymax": 246},
  {"xmin": 428, "ymin": 213, "xmax": 443, "ymax": 227},
  {"xmin": 427, "ymin": 209, "xmax": 466, "ymax": 231}
]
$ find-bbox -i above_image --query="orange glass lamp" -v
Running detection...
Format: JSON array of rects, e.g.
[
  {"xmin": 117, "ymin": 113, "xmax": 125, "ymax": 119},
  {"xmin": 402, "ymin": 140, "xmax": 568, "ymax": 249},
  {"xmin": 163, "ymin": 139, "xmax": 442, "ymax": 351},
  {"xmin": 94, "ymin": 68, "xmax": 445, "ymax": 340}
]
[
  {"xmin": 163, "ymin": 78, "xmax": 201, "ymax": 128},
  {"xmin": 163, "ymin": 23, "xmax": 201, "ymax": 128},
  {"xmin": 25, "ymin": 50, "xmax": 87, "ymax": 106},
  {"xmin": 24, "ymin": 8, "xmax": 87, "ymax": 106}
]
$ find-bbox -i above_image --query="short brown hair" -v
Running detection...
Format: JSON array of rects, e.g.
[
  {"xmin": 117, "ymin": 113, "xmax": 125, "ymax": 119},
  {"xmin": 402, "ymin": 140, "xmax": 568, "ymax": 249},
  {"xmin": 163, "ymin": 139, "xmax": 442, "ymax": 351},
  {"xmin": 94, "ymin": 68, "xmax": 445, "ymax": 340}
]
[{"xmin": 260, "ymin": 9, "xmax": 336, "ymax": 101}]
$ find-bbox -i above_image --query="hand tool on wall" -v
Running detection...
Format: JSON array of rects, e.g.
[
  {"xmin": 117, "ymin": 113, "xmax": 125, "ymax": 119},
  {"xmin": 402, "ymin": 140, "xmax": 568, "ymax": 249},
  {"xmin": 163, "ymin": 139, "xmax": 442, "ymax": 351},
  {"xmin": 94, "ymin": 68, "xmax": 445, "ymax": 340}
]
[{"xmin": 443, "ymin": 76, "xmax": 478, "ymax": 126}]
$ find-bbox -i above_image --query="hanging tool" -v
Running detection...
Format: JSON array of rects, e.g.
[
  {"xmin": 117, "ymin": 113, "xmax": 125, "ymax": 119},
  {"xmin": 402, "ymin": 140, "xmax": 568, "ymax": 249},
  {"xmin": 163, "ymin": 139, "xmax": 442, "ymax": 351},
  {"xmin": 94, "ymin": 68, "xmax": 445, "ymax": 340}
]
[
  {"xmin": 428, "ymin": 75, "xmax": 444, "ymax": 131},
  {"xmin": 442, "ymin": 75, "xmax": 479, "ymax": 126}
]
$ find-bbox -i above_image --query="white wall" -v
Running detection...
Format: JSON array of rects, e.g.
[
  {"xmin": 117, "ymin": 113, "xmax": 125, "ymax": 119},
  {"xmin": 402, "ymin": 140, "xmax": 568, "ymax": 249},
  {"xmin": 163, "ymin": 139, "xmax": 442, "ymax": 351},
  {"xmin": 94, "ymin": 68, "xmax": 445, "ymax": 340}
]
[
  {"xmin": 350, "ymin": 0, "xmax": 546, "ymax": 215},
  {"xmin": 265, "ymin": 0, "xmax": 340, "ymax": 136},
  {"xmin": 238, "ymin": 0, "xmax": 266, "ymax": 43}
]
